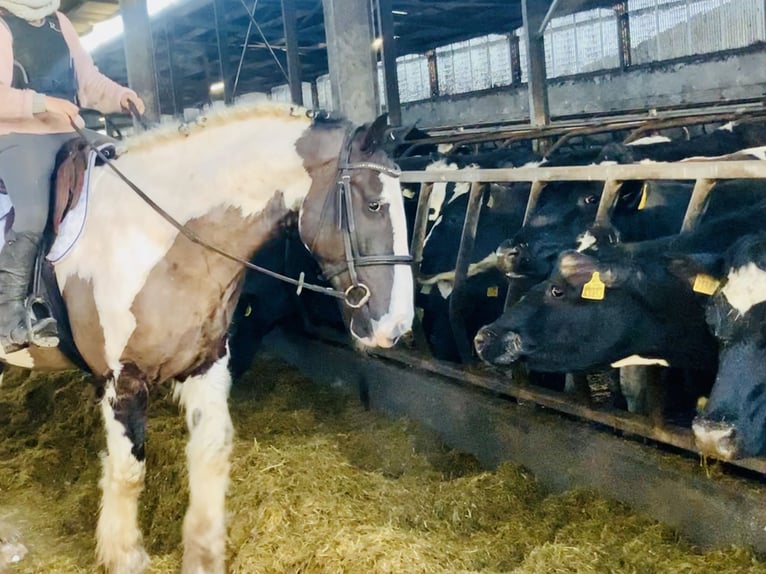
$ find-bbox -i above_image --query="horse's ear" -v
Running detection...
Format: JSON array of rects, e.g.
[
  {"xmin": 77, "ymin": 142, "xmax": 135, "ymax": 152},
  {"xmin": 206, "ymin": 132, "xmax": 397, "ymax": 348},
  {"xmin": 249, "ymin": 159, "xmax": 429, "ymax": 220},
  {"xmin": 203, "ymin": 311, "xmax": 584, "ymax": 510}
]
[{"xmin": 360, "ymin": 114, "xmax": 389, "ymax": 153}]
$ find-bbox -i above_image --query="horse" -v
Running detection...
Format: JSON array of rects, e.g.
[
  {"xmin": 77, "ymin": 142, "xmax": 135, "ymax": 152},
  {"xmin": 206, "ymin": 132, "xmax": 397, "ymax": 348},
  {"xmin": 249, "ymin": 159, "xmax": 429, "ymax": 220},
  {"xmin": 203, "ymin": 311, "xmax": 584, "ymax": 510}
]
[{"xmin": 1, "ymin": 103, "xmax": 415, "ymax": 573}]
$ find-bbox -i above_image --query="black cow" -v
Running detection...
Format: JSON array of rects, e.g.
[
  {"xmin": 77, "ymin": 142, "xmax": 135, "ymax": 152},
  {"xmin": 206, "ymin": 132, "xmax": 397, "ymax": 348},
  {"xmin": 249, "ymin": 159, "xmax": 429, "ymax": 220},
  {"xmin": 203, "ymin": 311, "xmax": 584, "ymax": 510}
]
[
  {"xmin": 417, "ymin": 184, "xmax": 528, "ymax": 362},
  {"xmin": 475, "ymin": 199, "xmax": 766, "ymax": 381},
  {"xmin": 228, "ymin": 229, "xmax": 344, "ymax": 379},
  {"xmin": 681, "ymin": 233, "xmax": 766, "ymax": 459}
]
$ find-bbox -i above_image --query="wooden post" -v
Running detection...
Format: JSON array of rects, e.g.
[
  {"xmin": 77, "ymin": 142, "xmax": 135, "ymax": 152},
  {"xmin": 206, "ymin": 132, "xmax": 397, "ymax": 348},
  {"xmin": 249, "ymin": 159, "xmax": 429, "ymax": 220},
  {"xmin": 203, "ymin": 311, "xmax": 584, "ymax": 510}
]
[
  {"xmin": 510, "ymin": 33, "xmax": 522, "ymax": 86},
  {"xmin": 281, "ymin": 0, "xmax": 303, "ymax": 105}
]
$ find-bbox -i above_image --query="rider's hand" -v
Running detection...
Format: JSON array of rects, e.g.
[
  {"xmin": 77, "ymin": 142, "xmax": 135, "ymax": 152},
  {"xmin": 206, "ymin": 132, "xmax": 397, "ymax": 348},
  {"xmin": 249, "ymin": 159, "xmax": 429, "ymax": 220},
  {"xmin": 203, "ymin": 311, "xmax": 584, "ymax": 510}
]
[
  {"xmin": 43, "ymin": 96, "xmax": 80, "ymax": 121},
  {"xmin": 120, "ymin": 92, "xmax": 145, "ymax": 115}
]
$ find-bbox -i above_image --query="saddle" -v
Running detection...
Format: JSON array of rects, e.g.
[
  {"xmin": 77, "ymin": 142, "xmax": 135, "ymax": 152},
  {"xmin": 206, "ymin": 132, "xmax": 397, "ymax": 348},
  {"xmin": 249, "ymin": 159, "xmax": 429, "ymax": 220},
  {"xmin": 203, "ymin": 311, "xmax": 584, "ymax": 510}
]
[{"xmin": 9, "ymin": 136, "xmax": 118, "ymax": 366}]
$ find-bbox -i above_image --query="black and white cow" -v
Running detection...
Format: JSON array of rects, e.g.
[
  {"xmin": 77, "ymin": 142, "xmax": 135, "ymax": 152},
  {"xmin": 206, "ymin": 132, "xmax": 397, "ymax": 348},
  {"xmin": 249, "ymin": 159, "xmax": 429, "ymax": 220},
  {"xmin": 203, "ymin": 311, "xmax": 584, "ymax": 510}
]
[
  {"xmin": 598, "ymin": 119, "xmax": 766, "ymax": 164},
  {"xmin": 684, "ymin": 233, "xmax": 766, "ymax": 459},
  {"xmin": 475, "ymin": 200, "xmax": 766, "ymax": 413}
]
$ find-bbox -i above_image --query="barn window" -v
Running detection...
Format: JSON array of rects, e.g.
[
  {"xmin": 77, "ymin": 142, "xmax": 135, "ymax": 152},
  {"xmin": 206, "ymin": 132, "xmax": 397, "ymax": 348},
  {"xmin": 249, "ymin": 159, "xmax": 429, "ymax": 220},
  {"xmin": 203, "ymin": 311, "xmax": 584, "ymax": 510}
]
[
  {"xmin": 435, "ymin": 34, "xmax": 514, "ymax": 96},
  {"xmin": 628, "ymin": 0, "xmax": 766, "ymax": 63}
]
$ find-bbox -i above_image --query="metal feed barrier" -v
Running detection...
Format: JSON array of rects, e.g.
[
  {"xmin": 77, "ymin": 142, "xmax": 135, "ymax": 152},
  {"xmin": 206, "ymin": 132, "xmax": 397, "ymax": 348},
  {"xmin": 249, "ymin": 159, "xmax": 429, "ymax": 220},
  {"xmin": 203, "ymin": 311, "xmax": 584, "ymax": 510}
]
[{"xmin": 398, "ymin": 158, "xmax": 766, "ymax": 477}]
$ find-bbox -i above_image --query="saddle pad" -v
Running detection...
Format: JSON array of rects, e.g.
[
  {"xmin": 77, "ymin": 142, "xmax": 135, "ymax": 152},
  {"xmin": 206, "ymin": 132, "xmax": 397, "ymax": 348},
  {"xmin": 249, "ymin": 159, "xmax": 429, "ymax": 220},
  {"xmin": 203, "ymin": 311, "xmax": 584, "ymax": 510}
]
[{"xmin": 47, "ymin": 143, "xmax": 114, "ymax": 264}]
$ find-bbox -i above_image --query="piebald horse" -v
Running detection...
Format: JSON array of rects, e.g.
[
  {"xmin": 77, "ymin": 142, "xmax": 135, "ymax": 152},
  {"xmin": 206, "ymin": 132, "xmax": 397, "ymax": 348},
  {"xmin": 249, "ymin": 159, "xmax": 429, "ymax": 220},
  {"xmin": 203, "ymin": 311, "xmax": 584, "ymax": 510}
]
[{"xmin": 3, "ymin": 103, "xmax": 414, "ymax": 573}]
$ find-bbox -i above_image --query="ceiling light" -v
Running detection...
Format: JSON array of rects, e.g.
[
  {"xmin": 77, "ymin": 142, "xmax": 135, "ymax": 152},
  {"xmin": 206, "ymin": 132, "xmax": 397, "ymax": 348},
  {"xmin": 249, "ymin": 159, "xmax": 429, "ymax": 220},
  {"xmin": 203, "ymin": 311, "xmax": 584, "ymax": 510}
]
[
  {"xmin": 371, "ymin": 37, "xmax": 383, "ymax": 50},
  {"xmin": 392, "ymin": 9, "xmax": 408, "ymax": 15},
  {"xmin": 209, "ymin": 81, "xmax": 225, "ymax": 95}
]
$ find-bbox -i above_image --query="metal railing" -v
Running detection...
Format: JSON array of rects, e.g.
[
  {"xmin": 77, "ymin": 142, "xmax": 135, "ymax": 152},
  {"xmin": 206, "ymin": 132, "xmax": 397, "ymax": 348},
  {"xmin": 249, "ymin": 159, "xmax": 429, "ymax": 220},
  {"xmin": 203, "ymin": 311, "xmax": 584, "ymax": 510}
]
[{"xmin": 399, "ymin": 157, "xmax": 766, "ymax": 476}]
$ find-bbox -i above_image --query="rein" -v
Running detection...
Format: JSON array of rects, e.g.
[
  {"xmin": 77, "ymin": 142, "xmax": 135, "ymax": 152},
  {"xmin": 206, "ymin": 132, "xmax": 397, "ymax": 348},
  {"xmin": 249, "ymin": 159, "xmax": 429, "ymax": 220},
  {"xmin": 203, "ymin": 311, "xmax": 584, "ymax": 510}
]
[{"xmin": 68, "ymin": 117, "xmax": 409, "ymax": 308}]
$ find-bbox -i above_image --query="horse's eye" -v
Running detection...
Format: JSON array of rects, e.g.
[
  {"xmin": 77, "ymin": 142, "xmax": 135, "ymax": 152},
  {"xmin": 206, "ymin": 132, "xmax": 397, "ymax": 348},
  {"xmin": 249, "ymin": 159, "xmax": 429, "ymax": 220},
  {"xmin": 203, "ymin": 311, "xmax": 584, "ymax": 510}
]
[
  {"xmin": 368, "ymin": 201, "xmax": 381, "ymax": 212},
  {"xmin": 584, "ymin": 194, "xmax": 598, "ymax": 205},
  {"xmin": 550, "ymin": 285, "xmax": 564, "ymax": 298}
]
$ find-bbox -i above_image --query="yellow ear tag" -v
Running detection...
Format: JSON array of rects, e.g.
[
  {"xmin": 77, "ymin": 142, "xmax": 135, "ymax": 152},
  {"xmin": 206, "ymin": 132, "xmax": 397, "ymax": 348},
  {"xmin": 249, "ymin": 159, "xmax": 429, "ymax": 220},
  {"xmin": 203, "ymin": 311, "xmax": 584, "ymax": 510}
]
[
  {"xmin": 581, "ymin": 271, "xmax": 606, "ymax": 301},
  {"xmin": 402, "ymin": 187, "xmax": 416, "ymax": 199},
  {"xmin": 486, "ymin": 286, "xmax": 499, "ymax": 298},
  {"xmin": 637, "ymin": 182, "xmax": 648, "ymax": 211},
  {"xmin": 692, "ymin": 274, "xmax": 720, "ymax": 296},
  {"xmin": 244, "ymin": 305, "xmax": 252, "ymax": 317}
]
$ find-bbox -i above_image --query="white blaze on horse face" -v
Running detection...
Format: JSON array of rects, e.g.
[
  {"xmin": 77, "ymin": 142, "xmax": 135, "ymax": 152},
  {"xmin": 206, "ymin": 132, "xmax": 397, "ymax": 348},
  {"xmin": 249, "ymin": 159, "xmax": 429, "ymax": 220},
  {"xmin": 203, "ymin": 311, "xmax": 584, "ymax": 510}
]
[
  {"xmin": 53, "ymin": 109, "xmax": 312, "ymax": 371},
  {"xmin": 355, "ymin": 173, "xmax": 414, "ymax": 348},
  {"xmin": 721, "ymin": 262, "xmax": 766, "ymax": 316}
]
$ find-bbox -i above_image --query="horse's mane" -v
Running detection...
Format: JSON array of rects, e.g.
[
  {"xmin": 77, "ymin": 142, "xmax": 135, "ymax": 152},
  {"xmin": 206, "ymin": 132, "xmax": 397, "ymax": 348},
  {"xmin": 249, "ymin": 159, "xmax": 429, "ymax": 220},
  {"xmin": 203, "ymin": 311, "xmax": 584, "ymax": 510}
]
[{"xmin": 123, "ymin": 101, "xmax": 312, "ymax": 152}]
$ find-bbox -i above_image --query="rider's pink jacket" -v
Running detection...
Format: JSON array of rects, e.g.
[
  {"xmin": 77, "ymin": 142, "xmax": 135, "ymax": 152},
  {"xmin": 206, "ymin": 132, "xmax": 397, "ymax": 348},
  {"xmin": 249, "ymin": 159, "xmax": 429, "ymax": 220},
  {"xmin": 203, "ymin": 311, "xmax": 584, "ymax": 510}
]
[{"xmin": 0, "ymin": 11, "xmax": 135, "ymax": 136}]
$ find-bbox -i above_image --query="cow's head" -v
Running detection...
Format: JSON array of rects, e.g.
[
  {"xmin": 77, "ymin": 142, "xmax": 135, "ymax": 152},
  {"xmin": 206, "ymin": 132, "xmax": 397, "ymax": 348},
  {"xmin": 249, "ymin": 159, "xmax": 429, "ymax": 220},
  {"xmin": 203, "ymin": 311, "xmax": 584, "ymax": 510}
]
[
  {"xmin": 678, "ymin": 233, "xmax": 766, "ymax": 460},
  {"xmin": 476, "ymin": 248, "xmax": 717, "ymax": 373}
]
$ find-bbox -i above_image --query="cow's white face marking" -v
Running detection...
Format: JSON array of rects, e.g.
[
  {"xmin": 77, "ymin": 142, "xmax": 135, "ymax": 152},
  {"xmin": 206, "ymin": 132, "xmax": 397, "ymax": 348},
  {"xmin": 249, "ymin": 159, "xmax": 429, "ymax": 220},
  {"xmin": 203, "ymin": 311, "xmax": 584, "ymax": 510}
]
[
  {"xmin": 355, "ymin": 174, "xmax": 414, "ymax": 348},
  {"xmin": 611, "ymin": 355, "xmax": 670, "ymax": 368},
  {"xmin": 627, "ymin": 135, "xmax": 671, "ymax": 146},
  {"xmin": 721, "ymin": 262, "xmax": 766, "ymax": 316},
  {"xmin": 736, "ymin": 146, "xmax": 766, "ymax": 161},
  {"xmin": 718, "ymin": 121, "xmax": 736, "ymax": 132},
  {"xmin": 576, "ymin": 231, "xmax": 597, "ymax": 253},
  {"xmin": 425, "ymin": 159, "xmax": 459, "ymax": 222}
]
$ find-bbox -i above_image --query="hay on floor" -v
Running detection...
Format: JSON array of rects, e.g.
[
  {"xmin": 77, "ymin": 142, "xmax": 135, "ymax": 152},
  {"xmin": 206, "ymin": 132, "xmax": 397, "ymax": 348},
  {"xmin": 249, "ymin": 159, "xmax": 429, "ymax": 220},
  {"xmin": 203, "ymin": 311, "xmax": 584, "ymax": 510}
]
[{"xmin": 0, "ymin": 357, "xmax": 763, "ymax": 573}]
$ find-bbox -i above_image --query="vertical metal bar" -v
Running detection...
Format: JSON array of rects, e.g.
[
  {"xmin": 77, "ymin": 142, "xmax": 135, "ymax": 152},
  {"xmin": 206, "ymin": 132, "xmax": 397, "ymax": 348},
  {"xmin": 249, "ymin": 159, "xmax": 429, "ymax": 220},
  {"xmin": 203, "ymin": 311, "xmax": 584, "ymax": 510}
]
[
  {"xmin": 594, "ymin": 180, "xmax": 625, "ymax": 225},
  {"xmin": 310, "ymin": 81, "xmax": 320, "ymax": 110},
  {"xmin": 615, "ymin": 1, "xmax": 631, "ymax": 70},
  {"xmin": 281, "ymin": 0, "xmax": 303, "ymax": 105},
  {"xmin": 510, "ymin": 33, "xmax": 522, "ymax": 86},
  {"xmin": 378, "ymin": 0, "xmax": 401, "ymax": 124},
  {"xmin": 521, "ymin": 0, "xmax": 550, "ymax": 127},
  {"xmin": 164, "ymin": 19, "xmax": 182, "ymax": 116},
  {"xmin": 681, "ymin": 179, "xmax": 717, "ymax": 232},
  {"xmin": 426, "ymin": 50, "xmax": 439, "ymax": 98},
  {"xmin": 410, "ymin": 183, "xmax": 433, "ymax": 271},
  {"xmin": 213, "ymin": 0, "xmax": 234, "ymax": 104},
  {"xmin": 119, "ymin": 0, "xmax": 160, "ymax": 125},
  {"xmin": 449, "ymin": 182, "xmax": 485, "ymax": 364},
  {"xmin": 522, "ymin": 180, "xmax": 547, "ymax": 225}
]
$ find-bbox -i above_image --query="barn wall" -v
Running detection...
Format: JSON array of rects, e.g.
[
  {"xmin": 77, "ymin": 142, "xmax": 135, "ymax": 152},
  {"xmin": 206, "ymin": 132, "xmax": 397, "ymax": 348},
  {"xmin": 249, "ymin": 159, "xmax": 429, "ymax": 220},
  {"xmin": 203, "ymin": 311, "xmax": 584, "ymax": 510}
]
[{"xmin": 402, "ymin": 47, "xmax": 766, "ymax": 127}]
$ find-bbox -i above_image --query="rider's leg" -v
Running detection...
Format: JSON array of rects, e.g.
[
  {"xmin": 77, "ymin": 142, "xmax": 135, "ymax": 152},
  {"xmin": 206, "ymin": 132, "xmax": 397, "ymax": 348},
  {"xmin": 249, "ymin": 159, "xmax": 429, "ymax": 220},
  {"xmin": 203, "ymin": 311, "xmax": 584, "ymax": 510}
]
[{"xmin": 0, "ymin": 132, "xmax": 76, "ymax": 352}]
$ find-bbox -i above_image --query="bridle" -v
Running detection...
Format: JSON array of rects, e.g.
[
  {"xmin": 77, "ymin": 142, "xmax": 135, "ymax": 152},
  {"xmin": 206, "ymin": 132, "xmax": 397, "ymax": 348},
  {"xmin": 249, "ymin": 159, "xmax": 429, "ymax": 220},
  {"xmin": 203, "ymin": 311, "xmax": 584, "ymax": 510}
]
[
  {"xmin": 306, "ymin": 126, "xmax": 413, "ymax": 309},
  {"xmin": 71, "ymin": 117, "xmax": 412, "ymax": 310}
]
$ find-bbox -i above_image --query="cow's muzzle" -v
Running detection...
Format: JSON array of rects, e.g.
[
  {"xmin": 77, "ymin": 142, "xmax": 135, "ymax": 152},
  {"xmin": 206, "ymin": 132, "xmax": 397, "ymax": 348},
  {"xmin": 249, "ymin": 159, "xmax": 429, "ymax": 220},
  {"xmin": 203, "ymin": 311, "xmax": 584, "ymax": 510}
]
[
  {"xmin": 474, "ymin": 326, "xmax": 524, "ymax": 365},
  {"xmin": 692, "ymin": 416, "xmax": 739, "ymax": 461}
]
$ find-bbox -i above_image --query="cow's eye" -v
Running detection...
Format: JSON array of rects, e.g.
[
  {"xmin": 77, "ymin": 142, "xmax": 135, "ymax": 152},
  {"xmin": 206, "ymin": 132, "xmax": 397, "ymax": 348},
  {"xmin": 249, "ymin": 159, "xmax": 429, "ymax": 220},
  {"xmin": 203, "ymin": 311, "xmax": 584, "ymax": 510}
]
[
  {"xmin": 584, "ymin": 194, "xmax": 598, "ymax": 205},
  {"xmin": 550, "ymin": 285, "xmax": 564, "ymax": 298},
  {"xmin": 368, "ymin": 201, "xmax": 381, "ymax": 212}
]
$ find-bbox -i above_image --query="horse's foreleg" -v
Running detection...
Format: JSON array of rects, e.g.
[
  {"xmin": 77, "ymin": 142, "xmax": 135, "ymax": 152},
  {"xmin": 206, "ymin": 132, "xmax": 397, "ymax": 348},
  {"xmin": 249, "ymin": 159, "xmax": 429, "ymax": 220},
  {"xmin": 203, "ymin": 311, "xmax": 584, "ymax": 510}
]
[
  {"xmin": 96, "ymin": 369, "xmax": 150, "ymax": 574},
  {"xmin": 175, "ymin": 353, "xmax": 233, "ymax": 574}
]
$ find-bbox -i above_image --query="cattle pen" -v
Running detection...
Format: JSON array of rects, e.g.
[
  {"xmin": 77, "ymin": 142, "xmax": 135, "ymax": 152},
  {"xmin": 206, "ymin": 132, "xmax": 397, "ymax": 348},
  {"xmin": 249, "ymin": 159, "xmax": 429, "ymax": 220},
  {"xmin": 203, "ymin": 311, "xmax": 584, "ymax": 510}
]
[{"xmin": 265, "ymin": 153, "xmax": 766, "ymax": 554}]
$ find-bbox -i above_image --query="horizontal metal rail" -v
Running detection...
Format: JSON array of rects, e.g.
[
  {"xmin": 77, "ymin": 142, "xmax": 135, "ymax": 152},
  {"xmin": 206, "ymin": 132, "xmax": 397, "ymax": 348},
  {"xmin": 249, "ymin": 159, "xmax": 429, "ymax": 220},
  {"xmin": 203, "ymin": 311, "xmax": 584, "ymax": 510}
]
[{"xmin": 400, "ymin": 160, "xmax": 766, "ymax": 184}]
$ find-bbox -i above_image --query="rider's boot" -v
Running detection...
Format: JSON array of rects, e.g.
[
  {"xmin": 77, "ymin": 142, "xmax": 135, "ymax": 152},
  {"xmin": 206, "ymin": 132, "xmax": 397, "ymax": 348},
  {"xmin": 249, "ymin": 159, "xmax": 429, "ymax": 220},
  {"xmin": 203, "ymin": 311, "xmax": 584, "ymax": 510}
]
[{"xmin": 0, "ymin": 231, "xmax": 58, "ymax": 353}]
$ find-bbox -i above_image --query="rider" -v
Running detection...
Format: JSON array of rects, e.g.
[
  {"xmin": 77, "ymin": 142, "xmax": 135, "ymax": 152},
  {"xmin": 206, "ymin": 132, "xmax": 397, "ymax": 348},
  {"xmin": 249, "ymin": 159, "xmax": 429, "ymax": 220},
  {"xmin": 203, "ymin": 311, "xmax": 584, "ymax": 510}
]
[{"xmin": 0, "ymin": 0, "xmax": 144, "ymax": 352}]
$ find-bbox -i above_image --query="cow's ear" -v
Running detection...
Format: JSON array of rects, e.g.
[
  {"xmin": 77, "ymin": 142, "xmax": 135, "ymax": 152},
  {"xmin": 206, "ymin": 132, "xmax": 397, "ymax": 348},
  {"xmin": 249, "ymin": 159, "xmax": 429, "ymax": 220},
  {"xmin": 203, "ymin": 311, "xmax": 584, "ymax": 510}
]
[
  {"xmin": 558, "ymin": 250, "xmax": 623, "ymax": 289},
  {"xmin": 666, "ymin": 252, "xmax": 724, "ymax": 282},
  {"xmin": 615, "ymin": 181, "xmax": 644, "ymax": 212},
  {"xmin": 360, "ymin": 114, "xmax": 390, "ymax": 153}
]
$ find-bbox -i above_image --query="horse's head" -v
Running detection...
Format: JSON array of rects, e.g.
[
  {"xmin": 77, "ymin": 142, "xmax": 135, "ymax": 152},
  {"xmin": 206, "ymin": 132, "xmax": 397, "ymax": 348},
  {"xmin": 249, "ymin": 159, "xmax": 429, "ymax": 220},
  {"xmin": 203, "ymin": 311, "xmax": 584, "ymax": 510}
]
[{"xmin": 297, "ymin": 114, "xmax": 414, "ymax": 349}]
